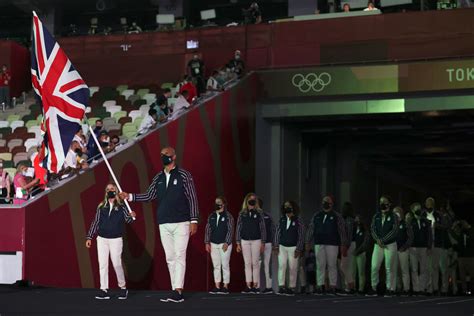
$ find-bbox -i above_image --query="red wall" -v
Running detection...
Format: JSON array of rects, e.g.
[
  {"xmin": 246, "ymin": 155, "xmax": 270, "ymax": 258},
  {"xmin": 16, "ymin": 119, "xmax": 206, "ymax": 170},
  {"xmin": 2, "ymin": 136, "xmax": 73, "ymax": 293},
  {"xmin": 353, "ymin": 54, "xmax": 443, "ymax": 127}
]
[
  {"xmin": 57, "ymin": 8, "xmax": 474, "ymax": 87},
  {"xmin": 0, "ymin": 40, "xmax": 30, "ymax": 97},
  {"xmin": 5, "ymin": 74, "xmax": 259, "ymax": 291}
]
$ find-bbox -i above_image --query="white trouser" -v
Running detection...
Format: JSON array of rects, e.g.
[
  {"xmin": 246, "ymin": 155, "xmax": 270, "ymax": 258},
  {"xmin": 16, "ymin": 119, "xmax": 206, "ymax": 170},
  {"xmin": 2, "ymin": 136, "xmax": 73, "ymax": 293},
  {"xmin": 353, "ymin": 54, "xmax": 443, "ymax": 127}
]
[
  {"xmin": 371, "ymin": 242, "xmax": 397, "ymax": 291},
  {"xmin": 159, "ymin": 221, "xmax": 190, "ymax": 290},
  {"xmin": 427, "ymin": 247, "xmax": 448, "ymax": 293},
  {"xmin": 241, "ymin": 239, "xmax": 262, "ymax": 284},
  {"xmin": 278, "ymin": 245, "xmax": 298, "ymax": 288},
  {"xmin": 262, "ymin": 242, "xmax": 273, "ymax": 288},
  {"xmin": 352, "ymin": 252, "xmax": 366, "ymax": 292},
  {"xmin": 315, "ymin": 244, "xmax": 339, "ymax": 287},
  {"xmin": 97, "ymin": 236, "xmax": 126, "ymax": 290},
  {"xmin": 409, "ymin": 247, "xmax": 428, "ymax": 292},
  {"xmin": 340, "ymin": 242, "xmax": 355, "ymax": 287},
  {"xmin": 397, "ymin": 250, "xmax": 410, "ymax": 292},
  {"xmin": 210, "ymin": 243, "xmax": 232, "ymax": 284}
]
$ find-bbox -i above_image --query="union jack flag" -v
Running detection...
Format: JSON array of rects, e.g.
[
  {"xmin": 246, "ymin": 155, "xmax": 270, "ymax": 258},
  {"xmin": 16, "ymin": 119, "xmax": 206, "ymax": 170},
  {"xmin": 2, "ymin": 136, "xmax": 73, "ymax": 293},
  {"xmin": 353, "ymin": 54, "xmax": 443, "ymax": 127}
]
[{"xmin": 31, "ymin": 11, "xmax": 89, "ymax": 174}]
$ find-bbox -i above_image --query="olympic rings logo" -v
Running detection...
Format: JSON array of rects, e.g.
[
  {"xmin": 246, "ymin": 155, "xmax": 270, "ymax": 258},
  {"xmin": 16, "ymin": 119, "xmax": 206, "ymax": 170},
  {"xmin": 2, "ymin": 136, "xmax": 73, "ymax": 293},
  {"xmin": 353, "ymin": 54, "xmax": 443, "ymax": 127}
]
[{"xmin": 291, "ymin": 72, "xmax": 332, "ymax": 93}]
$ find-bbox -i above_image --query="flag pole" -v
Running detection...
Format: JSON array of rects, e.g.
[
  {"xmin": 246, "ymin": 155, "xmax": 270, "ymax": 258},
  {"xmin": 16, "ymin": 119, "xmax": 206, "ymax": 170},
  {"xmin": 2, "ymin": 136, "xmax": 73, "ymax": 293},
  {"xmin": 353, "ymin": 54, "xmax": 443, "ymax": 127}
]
[{"xmin": 88, "ymin": 125, "xmax": 135, "ymax": 220}]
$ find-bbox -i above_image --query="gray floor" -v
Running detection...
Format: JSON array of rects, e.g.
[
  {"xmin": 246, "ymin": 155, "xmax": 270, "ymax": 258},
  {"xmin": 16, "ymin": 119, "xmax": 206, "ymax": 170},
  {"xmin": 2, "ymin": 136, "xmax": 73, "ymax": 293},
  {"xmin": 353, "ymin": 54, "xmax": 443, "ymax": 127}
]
[{"xmin": 0, "ymin": 287, "xmax": 473, "ymax": 316}]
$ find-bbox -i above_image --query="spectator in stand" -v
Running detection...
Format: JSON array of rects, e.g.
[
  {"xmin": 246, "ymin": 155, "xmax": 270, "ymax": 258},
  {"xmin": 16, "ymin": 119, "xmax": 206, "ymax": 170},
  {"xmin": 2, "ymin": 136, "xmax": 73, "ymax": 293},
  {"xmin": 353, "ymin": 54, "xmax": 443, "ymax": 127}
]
[
  {"xmin": 98, "ymin": 131, "xmax": 114, "ymax": 154},
  {"xmin": 204, "ymin": 196, "xmax": 235, "ymax": 295},
  {"xmin": 175, "ymin": 75, "xmax": 188, "ymax": 92},
  {"xmin": 110, "ymin": 135, "xmax": 121, "ymax": 150},
  {"xmin": 228, "ymin": 50, "xmax": 245, "ymax": 78},
  {"xmin": 0, "ymin": 159, "xmax": 11, "ymax": 204},
  {"xmin": 342, "ymin": 3, "xmax": 351, "ymax": 12},
  {"xmin": 259, "ymin": 197, "xmax": 275, "ymax": 295},
  {"xmin": 87, "ymin": 119, "xmax": 103, "ymax": 157},
  {"xmin": 157, "ymin": 101, "xmax": 169, "ymax": 123},
  {"xmin": 13, "ymin": 162, "xmax": 39, "ymax": 205},
  {"xmin": 63, "ymin": 141, "xmax": 88, "ymax": 172},
  {"xmin": 73, "ymin": 128, "xmax": 87, "ymax": 153},
  {"xmin": 187, "ymin": 54, "xmax": 205, "ymax": 95},
  {"xmin": 243, "ymin": 2, "xmax": 262, "ymax": 24},
  {"xmin": 137, "ymin": 109, "xmax": 158, "ymax": 136},
  {"xmin": 0, "ymin": 64, "xmax": 11, "ymax": 108},
  {"xmin": 364, "ymin": 1, "xmax": 380, "ymax": 11},
  {"xmin": 353, "ymin": 214, "xmax": 370, "ymax": 294},
  {"xmin": 394, "ymin": 206, "xmax": 413, "ymax": 296},
  {"xmin": 128, "ymin": 22, "xmax": 142, "ymax": 34},
  {"xmin": 274, "ymin": 200, "xmax": 305, "ymax": 296},
  {"xmin": 172, "ymin": 90, "xmax": 191, "ymax": 116},
  {"xmin": 207, "ymin": 71, "xmax": 222, "ymax": 92},
  {"xmin": 179, "ymin": 76, "xmax": 197, "ymax": 104},
  {"xmin": 156, "ymin": 88, "xmax": 172, "ymax": 110}
]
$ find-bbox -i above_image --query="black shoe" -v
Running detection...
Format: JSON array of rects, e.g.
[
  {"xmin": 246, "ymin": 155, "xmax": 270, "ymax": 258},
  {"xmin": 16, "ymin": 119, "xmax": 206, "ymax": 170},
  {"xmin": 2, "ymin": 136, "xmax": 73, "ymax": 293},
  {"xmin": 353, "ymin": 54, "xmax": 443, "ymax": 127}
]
[
  {"xmin": 401, "ymin": 291, "xmax": 409, "ymax": 297},
  {"xmin": 241, "ymin": 287, "xmax": 252, "ymax": 294},
  {"xmin": 285, "ymin": 288, "xmax": 295, "ymax": 296},
  {"xmin": 300, "ymin": 286, "xmax": 306, "ymax": 295},
  {"xmin": 313, "ymin": 287, "xmax": 324, "ymax": 296},
  {"xmin": 209, "ymin": 287, "xmax": 221, "ymax": 295},
  {"xmin": 326, "ymin": 288, "xmax": 336, "ymax": 296},
  {"xmin": 365, "ymin": 289, "xmax": 377, "ymax": 297},
  {"xmin": 251, "ymin": 287, "xmax": 260, "ymax": 294},
  {"xmin": 117, "ymin": 288, "xmax": 128, "ymax": 300},
  {"xmin": 167, "ymin": 290, "xmax": 184, "ymax": 303},
  {"xmin": 220, "ymin": 288, "xmax": 229, "ymax": 295},
  {"xmin": 262, "ymin": 288, "xmax": 273, "ymax": 295},
  {"xmin": 384, "ymin": 290, "xmax": 395, "ymax": 297},
  {"xmin": 95, "ymin": 290, "xmax": 110, "ymax": 300},
  {"xmin": 277, "ymin": 287, "xmax": 287, "ymax": 296}
]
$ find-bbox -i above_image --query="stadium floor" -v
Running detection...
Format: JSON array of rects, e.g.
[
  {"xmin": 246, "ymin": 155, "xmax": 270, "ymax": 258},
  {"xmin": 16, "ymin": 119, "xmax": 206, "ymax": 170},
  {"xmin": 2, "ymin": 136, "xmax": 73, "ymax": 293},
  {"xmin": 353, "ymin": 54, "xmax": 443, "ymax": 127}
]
[{"xmin": 0, "ymin": 286, "xmax": 473, "ymax": 316}]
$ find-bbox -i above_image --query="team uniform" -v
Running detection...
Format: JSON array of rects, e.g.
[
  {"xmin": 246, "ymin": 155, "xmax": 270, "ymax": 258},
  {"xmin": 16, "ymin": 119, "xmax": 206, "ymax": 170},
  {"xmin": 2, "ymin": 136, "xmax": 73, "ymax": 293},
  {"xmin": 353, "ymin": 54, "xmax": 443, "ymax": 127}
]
[
  {"xmin": 396, "ymin": 218, "xmax": 414, "ymax": 294},
  {"xmin": 340, "ymin": 215, "xmax": 356, "ymax": 292},
  {"xmin": 353, "ymin": 223, "xmax": 370, "ymax": 293},
  {"xmin": 409, "ymin": 217, "xmax": 433, "ymax": 294}
]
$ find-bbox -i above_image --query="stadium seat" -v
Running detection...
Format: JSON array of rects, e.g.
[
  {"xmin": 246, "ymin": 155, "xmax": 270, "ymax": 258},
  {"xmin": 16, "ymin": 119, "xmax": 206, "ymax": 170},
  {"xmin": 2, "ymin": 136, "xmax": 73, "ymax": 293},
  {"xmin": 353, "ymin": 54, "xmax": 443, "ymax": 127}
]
[
  {"xmin": 27, "ymin": 147, "xmax": 37, "ymax": 159},
  {"xmin": 128, "ymin": 110, "xmax": 142, "ymax": 122},
  {"xmin": 85, "ymin": 106, "xmax": 92, "ymax": 114},
  {"xmin": 11, "ymin": 146, "xmax": 26, "ymax": 158},
  {"xmin": 0, "ymin": 139, "xmax": 5, "ymax": 147},
  {"xmin": 134, "ymin": 117, "xmax": 143, "ymax": 129},
  {"xmin": 122, "ymin": 122, "xmax": 137, "ymax": 134},
  {"xmin": 37, "ymin": 114, "xmax": 43, "ymax": 122},
  {"xmin": 161, "ymin": 82, "xmax": 173, "ymax": 90},
  {"xmin": 13, "ymin": 153, "xmax": 28, "ymax": 166},
  {"xmin": 116, "ymin": 85, "xmax": 128, "ymax": 94},
  {"xmin": 0, "ymin": 153, "xmax": 12, "ymax": 161},
  {"xmin": 25, "ymin": 120, "xmax": 38, "ymax": 129},
  {"xmin": 128, "ymin": 95, "xmax": 140, "ymax": 104},
  {"xmin": 121, "ymin": 89, "xmax": 135, "ymax": 100},
  {"xmin": 133, "ymin": 99, "xmax": 147, "ymax": 107},
  {"xmin": 0, "ymin": 121, "xmax": 9, "ymax": 129},
  {"xmin": 7, "ymin": 115, "xmax": 20, "ymax": 123},
  {"xmin": 118, "ymin": 117, "xmax": 132, "ymax": 126},
  {"xmin": 168, "ymin": 97, "xmax": 177, "ymax": 107},
  {"xmin": 28, "ymin": 126, "xmax": 42, "ymax": 140},
  {"xmin": 8, "ymin": 139, "xmax": 23, "ymax": 151},
  {"xmin": 103, "ymin": 100, "xmax": 117, "ymax": 108},
  {"xmin": 24, "ymin": 138, "xmax": 39, "ymax": 152},
  {"xmin": 108, "ymin": 129, "xmax": 121, "ymax": 136},
  {"xmin": 10, "ymin": 120, "xmax": 25, "ymax": 132},
  {"xmin": 136, "ymin": 88, "xmax": 150, "ymax": 98},
  {"xmin": 113, "ymin": 111, "xmax": 127, "ymax": 121},
  {"xmin": 106, "ymin": 105, "xmax": 122, "ymax": 117},
  {"xmin": 4, "ymin": 167, "xmax": 16, "ymax": 177},
  {"xmin": 139, "ymin": 105, "xmax": 150, "ymax": 116},
  {"xmin": 89, "ymin": 86, "xmax": 100, "ymax": 96}
]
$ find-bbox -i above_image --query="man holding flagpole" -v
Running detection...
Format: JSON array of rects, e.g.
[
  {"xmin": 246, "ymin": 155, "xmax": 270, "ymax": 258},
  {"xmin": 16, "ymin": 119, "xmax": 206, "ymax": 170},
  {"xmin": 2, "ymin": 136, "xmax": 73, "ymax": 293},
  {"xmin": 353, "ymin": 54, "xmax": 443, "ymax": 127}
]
[{"xmin": 119, "ymin": 147, "xmax": 199, "ymax": 303}]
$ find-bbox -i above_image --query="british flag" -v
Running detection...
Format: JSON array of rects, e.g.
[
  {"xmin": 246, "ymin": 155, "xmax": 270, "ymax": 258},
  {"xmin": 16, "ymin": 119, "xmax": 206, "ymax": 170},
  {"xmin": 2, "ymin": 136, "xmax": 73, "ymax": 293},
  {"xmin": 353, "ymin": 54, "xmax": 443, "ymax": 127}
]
[{"xmin": 31, "ymin": 11, "xmax": 89, "ymax": 174}]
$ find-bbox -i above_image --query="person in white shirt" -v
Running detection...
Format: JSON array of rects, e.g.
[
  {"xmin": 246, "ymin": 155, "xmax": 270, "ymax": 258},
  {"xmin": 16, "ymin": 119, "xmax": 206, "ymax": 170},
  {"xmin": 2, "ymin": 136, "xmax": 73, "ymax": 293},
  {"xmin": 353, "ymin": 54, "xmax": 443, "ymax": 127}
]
[
  {"xmin": 172, "ymin": 90, "xmax": 191, "ymax": 116},
  {"xmin": 363, "ymin": 1, "xmax": 380, "ymax": 11},
  {"xmin": 207, "ymin": 70, "xmax": 222, "ymax": 92},
  {"xmin": 137, "ymin": 109, "xmax": 158, "ymax": 136},
  {"xmin": 73, "ymin": 128, "xmax": 87, "ymax": 153},
  {"xmin": 64, "ymin": 141, "xmax": 82, "ymax": 169}
]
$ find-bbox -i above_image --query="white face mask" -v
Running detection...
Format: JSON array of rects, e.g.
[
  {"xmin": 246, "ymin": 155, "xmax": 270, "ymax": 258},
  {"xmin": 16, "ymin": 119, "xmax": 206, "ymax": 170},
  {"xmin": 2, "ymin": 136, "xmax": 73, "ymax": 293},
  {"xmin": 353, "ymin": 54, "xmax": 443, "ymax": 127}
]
[{"xmin": 0, "ymin": 163, "xmax": 3, "ymax": 168}]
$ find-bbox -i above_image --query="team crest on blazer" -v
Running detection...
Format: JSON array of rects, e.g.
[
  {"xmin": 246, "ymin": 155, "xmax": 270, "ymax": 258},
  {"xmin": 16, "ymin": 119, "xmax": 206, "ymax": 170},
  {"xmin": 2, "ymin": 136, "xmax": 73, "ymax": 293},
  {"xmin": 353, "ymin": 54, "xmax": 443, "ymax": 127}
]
[
  {"xmin": 221, "ymin": 217, "xmax": 225, "ymax": 222},
  {"xmin": 173, "ymin": 179, "xmax": 178, "ymax": 185}
]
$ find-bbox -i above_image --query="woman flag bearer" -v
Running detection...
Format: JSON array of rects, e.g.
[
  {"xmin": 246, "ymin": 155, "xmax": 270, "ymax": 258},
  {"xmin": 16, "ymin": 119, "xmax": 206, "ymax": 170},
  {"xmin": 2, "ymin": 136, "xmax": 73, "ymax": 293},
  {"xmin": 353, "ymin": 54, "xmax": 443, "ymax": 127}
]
[
  {"xmin": 236, "ymin": 193, "xmax": 266, "ymax": 294},
  {"xmin": 205, "ymin": 196, "xmax": 235, "ymax": 295},
  {"xmin": 367, "ymin": 195, "xmax": 399, "ymax": 297},
  {"xmin": 273, "ymin": 201, "xmax": 305, "ymax": 296},
  {"xmin": 86, "ymin": 183, "xmax": 136, "ymax": 300}
]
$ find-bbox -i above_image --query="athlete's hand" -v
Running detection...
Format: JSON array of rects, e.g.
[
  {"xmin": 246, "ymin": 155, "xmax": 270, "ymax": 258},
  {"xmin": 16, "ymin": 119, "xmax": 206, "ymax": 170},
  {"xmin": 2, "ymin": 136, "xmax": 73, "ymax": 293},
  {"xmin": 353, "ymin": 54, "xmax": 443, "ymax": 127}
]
[
  {"xmin": 190, "ymin": 223, "xmax": 198, "ymax": 236},
  {"xmin": 85, "ymin": 240, "xmax": 92, "ymax": 248}
]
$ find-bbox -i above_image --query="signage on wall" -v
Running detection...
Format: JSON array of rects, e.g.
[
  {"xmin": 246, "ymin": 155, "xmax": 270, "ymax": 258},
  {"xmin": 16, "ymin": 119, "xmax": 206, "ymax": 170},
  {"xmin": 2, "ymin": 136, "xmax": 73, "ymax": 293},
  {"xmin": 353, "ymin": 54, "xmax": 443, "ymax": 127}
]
[{"xmin": 120, "ymin": 44, "xmax": 132, "ymax": 52}]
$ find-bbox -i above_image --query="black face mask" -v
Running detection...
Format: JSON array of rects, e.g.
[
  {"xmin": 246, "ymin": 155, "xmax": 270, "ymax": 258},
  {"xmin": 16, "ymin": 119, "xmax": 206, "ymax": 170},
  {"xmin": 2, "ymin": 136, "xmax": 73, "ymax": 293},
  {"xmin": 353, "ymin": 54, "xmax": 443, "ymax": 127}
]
[
  {"xmin": 380, "ymin": 203, "xmax": 389, "ymax": 211},
  {"xmin": 322, "ymin": 202, "xmax": 331, "ymax": 210},
  {"xmin": 74, "ymin": 149, "xmax": 82, "ymax": 155},
  {"xmin": 161, "ymin": 154, "xmax": 173, "ymax": 166},
  {"xmin": 248, "ymin": 199, "xmax": 256, "ymax": 207},
  {"xmin": 100, "ymin": 141, "xmax": 109, "ymax": 147},
  {"xmin": 284, "ymin": 207, "xmax": 293, "ymax": 214},
  {"xmin": 95, "ymin": 126, "xmax": 102, "ymax": 131},
  {"xmin": 215, "ymin": 204, "xmax": 223, "ymax": 211},
  {"xmin": 414, "ymin": 209, "xmax": 421, "ymax": 216},
  {"xmin": 107, "ymin": 191, "xmax": 116, "ymax": 199},
  {"xmin": 426, "ymin": 207, "xmax": 433, "ymax": 212}
]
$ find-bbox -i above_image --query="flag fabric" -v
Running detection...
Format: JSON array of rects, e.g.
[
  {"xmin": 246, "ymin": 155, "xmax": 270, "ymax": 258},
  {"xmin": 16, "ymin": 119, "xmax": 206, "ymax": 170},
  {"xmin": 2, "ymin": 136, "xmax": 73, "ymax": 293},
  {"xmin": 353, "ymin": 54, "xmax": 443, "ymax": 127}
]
[{"xmin": 31, "ymin": 11, "xmax": 89, "ymax": 174}]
